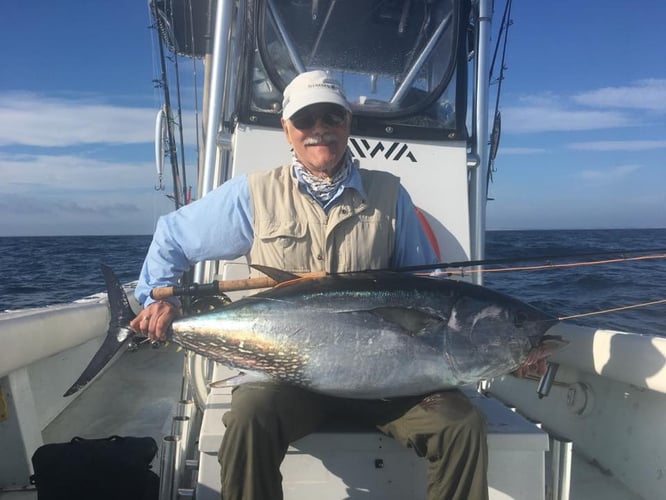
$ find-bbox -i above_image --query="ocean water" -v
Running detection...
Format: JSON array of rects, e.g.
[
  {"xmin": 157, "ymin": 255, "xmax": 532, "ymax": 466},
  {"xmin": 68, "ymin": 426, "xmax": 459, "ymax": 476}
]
[
  {"xmin": 1, "ymin": 229, "xmax": 665, "ymax": 336},
  {"xmin": 0, "ymin": 235, "xmax": 152, "ymax": 310},
  {"xmin": 481, "ymin": 228, "xmax": 666, "ymax": 337}
]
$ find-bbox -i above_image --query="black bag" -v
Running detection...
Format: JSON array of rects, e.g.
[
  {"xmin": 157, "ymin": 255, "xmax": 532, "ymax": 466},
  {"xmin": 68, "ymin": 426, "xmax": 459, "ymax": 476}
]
[{"xmin": 30, "ymin": 435, "xmax": 160, "ymax": 500}]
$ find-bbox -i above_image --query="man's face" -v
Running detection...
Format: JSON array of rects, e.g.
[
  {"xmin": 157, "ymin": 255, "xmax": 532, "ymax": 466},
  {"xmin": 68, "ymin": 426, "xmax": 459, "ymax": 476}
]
[{"xmin": 282, "ymin": 103, "xmax": 351, "ymax": 178}]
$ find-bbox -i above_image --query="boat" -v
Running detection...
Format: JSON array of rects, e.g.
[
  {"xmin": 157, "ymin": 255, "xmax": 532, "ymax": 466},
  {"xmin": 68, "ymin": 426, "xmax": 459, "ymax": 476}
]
[{"xmin": 1, "ymin": 1, "xmax": 664, "ymax": 499}]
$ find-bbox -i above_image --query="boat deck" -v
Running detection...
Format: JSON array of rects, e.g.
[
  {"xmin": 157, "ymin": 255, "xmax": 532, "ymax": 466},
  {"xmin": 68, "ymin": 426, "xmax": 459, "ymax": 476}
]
[
  {"xmin": 0, "ymin": 343, "xmax": 184, "ymax": 500},
  {"xmin": 0, "ymin": 345, "xmax": 644, "ymax": 500},
  {"xmin": 43, "ymin": 343, "xmax": 185, "ymax": 444}
]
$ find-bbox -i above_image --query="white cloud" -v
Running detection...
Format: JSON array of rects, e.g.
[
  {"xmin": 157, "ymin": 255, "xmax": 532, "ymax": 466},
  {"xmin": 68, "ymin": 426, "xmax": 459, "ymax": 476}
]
[
  {"xmin": 502, "ymin": 80, "xmax": 666, "ymax": 134},
  {"xmin": 0, "ymin": 91, "xmax": 202, "ymax": 150},
  {"xmin": 499, "ymin": 147, "xmax": 548, "ymax": 154},
  {"xmin": 0, "ymin": 98, "xmax": 198, "ymax": 235},
  {"xmin": 0, "ymin": 153, "xmax": 155, "ymax": 193},
  {"xmin": 502, "ymin": 104, "xmax": 631, "ymax": 133},
  {"xmin": 501, "ymin": 91, "xmax": 632, "ymax": 133},
  {"xmin": 572, "ymin": 79, "xmax": 666, "ymax": 112},
  {"xmin": 575, "ymin": 164, "xmax": 641, "ymax": 181},
  {"xmin": 568, "ymin": 140, "xmax": 666, "ymax": 151},
  {"xmin": 0, "ymin": 161, "xmax": 176, "ymax": 236},
  {"xmin": 0, "ymin": 192, "xmax": 141, "ymax": 216},
  {"xmin": 0, "ymin": 92, "xmax": 157, "ymax": 147},
  {"xmin": 0, "ymin": 190, "xmax": 172, "ymax": 236}
]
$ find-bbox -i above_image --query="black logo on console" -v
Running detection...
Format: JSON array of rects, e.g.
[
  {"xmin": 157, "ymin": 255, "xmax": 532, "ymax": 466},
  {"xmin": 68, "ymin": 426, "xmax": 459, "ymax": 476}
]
[{"xmin": 349, "ymin": 138, "xmax": 417, "ymax": 163}]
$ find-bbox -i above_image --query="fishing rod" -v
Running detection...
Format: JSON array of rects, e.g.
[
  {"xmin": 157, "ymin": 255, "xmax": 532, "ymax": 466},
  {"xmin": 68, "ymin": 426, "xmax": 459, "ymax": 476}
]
[
  {"xmin": 150, "ymin": 247, "xmax": 666, "ymax": 299},
  {"xmin": 417, "ymin": 253, "xmax": 666, "ymax": 276},
  {"xmin": 151, "ymin": 1, "xmax": 185, "ymax": 209},
  {"xmin": 150, "ymin": 272, "xmax": 325, "ymax": 299},
  {"xmin": 486, "ymin": 0, "xmax": 512, "ymax": 191},
  {"xmin": 398, "ymin": 247, "xmax": 666, "ymax": 273}
]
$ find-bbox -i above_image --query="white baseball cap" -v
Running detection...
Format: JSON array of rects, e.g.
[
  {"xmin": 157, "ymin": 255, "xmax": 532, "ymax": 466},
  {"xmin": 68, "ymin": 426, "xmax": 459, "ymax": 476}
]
[{"xmin": 282, "ymin": 70, "xmax": 351, "ymax": 119}]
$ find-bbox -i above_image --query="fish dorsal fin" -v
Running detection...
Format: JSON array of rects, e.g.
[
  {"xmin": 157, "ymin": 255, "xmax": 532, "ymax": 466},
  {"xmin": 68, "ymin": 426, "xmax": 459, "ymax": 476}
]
[
  {"xmin": 251, "ymin": 265, "xmax": 329, "ymax": 289},
  {"xmin": 251, "ymin": 265, "xmax": 301, "ymax": 284},
  {"xmin": 370, "ymin": 307, "xmax": 442, "ymax": 337}
]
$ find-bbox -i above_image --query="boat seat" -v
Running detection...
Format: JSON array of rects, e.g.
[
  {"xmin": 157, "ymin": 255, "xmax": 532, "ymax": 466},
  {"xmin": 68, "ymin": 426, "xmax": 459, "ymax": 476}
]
[{"xmin": 195, "ymin": 366, "xmax": 550, "ymax": 500}]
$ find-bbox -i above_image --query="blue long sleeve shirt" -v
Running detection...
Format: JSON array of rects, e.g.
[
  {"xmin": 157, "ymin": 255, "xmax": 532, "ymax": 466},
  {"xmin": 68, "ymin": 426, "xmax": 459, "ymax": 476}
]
[{"xmin": 135, "ymin": 165, "xmax": 438, "ymax": 306}]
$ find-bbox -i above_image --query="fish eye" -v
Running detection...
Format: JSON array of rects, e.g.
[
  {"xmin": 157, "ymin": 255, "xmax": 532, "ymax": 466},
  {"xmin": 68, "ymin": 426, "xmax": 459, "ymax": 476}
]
[{"xmin": 514, "ymin": 310, "xmax": 528, "ymax": 327}]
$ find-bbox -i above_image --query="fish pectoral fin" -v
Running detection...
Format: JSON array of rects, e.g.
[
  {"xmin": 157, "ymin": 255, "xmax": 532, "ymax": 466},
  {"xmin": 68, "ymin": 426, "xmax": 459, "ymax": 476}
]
[
  {"xmin": 208, "ymin": 370, "xmax": 271, "ymax": 389},
  {"xmin": 369, "ymin": 307, "xmax": 443, "ymax": 337}
]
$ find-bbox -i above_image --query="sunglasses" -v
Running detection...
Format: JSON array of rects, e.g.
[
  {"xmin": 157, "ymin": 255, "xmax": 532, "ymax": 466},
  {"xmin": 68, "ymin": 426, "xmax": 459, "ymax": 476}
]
[{"xmin": 289, "ymin": 104, "xmax": 348, "ymax": 130}]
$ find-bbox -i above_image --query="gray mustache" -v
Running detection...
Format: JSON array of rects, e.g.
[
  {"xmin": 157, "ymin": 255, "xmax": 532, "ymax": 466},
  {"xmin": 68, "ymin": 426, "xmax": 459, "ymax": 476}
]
[{"xmin": 304, "ymin": 133, "xmax": 338, "ymax": 146}]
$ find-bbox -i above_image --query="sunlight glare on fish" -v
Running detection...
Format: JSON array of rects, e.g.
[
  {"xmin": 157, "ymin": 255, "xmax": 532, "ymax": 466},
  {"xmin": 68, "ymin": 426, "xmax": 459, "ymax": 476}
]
[{"xmin": 471, "ymin": 306, "xmax": 503, "ymax": 328}]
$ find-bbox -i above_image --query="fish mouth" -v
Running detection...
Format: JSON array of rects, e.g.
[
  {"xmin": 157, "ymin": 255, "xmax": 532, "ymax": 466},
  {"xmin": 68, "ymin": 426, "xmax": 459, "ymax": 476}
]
[{"xmin": 527, "ymin": 316, "xmax": 561, "ymax": 348}]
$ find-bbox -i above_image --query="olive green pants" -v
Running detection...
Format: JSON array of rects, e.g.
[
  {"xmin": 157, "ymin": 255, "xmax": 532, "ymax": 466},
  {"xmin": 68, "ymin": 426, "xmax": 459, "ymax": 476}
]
[{"xmin": 218, "ymin": 383, "xmax": 488, "ymax": 500}]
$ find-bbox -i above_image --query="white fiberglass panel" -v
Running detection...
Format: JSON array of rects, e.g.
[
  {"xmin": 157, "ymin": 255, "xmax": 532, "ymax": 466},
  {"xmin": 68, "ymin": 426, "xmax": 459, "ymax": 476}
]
[{"xmin": 231, "ymin": 125, "xmax": 470, "ymax": 262}]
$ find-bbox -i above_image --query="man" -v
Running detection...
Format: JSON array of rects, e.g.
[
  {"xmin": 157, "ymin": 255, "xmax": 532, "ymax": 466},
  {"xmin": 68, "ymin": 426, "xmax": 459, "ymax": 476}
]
[{"xmin": 131, "ymin": 70, "xmax": 489, "ymax": 500}]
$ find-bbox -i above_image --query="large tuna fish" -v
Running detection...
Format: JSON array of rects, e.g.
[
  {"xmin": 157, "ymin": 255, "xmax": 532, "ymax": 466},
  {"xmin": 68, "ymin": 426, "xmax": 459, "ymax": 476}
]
[{"xmin": 65, "ymin": 265, "xmax": 564, "ymax": 399}]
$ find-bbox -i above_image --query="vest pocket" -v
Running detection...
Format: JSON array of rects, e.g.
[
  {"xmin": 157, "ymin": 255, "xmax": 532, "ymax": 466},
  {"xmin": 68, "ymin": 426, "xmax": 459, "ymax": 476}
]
[{"xmin": 254, "ymin": 220, "xmax": 312, "ymax": 271}]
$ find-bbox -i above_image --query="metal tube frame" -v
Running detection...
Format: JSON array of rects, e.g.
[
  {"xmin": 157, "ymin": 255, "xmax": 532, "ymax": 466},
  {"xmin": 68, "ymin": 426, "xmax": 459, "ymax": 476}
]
[
  {"xmin": 468, "ymin": 0, "xmax": 492, "ymax": 285},
  {"xmin": 194, "ymin": 0, "xmax": 235, "ymax": 284},
  {"xmin": 266, "ymin": 0, "xmax": 306, "ymax": 73},
  {"xmin": 390, "ymin": 12, "xmax": 453, "ymax": 106}
]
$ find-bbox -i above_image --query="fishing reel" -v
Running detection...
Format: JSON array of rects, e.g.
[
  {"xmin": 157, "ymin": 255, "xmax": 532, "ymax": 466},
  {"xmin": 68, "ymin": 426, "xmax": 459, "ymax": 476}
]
[{"xmin": 188, "ymin": 293, "xmax": 232, "ymax": 314}]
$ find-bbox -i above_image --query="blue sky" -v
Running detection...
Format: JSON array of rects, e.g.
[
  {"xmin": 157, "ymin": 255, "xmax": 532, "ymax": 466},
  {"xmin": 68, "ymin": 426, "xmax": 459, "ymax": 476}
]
[{"xmin": 1, "ymin": 1, "xmax": 665, "ymax": 236}]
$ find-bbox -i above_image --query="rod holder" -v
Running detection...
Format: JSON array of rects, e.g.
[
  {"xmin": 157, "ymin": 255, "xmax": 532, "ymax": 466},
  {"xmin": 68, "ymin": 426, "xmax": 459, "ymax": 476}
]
[
  {"xmin": 171, "ymin": 416, "xmax": 191, "ymax": 494},
  {"xmin": 159, "ymin": 435, "xmax": 179, "ymax": 500},
  {"xmin": 176, "ymin": 400, "xmax": 201, "ymax": 486},
  {"xmin": 537, "ymin": 362, "xmax": 560, "ymax": 399},
  {"xmin": 177, "ymin": 399, "xmax": 195, "ymax": 420}
]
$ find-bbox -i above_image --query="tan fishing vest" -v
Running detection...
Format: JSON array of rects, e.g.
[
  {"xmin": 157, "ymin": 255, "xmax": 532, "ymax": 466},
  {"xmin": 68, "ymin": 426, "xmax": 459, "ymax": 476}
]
[{"xmin": 247, "ymin": 165, "xmax": 400, "ymax": 274}]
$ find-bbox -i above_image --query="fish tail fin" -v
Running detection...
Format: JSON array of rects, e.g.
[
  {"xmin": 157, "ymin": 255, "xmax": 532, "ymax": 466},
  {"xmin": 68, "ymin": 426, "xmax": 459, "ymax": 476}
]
[
  {"xmin": 63, "ymin": 265, "xmax": 137, "ymax": 397},
  {"xmin": 101, "ymin": 264, "xmax": 137, "ymax": 331}
]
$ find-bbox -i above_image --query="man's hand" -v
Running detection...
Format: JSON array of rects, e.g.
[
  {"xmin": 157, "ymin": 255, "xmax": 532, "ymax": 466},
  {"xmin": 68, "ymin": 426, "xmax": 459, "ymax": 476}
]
[
  {"xmin": 129, "ymin": 300, "xmax": 179, "ymax": 341},
  {"xmin": 512, "ymin": 357, "xmax": 548, "ymax": 378}
]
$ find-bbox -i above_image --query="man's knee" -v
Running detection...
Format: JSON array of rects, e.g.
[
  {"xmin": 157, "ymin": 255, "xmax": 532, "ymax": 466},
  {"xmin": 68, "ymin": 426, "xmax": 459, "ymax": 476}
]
[
  {"xmin": 222, "ymin": 383, "xmax": 282, "ymax": 431},
  {"xmin": 441, "ymin": 396, "xmax": 486, "ymax": 442},
  {"xmin": 221, "ymin": 382, "xmax": 328, "ymax": 448},
  {"xmin": 419, "ymin": 392, "xmax": 487, "ymax": 455},
  {"xmin": 453, "ymin": 401, "xmax": 486, "ymax": 436}
]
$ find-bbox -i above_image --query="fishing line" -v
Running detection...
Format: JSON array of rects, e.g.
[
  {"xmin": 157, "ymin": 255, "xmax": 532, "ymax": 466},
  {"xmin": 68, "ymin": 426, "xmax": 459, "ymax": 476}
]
[
  {"xmin": 429, "ymin": 253, "xmax": 666, "ymax": 276},
  {"xmin": 399, "ymin": 247, "xmax": 666, "ymax": 273},
  {"xmin": 558, "ymin": 299, "xmax": 666, "ymax": 321}
]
